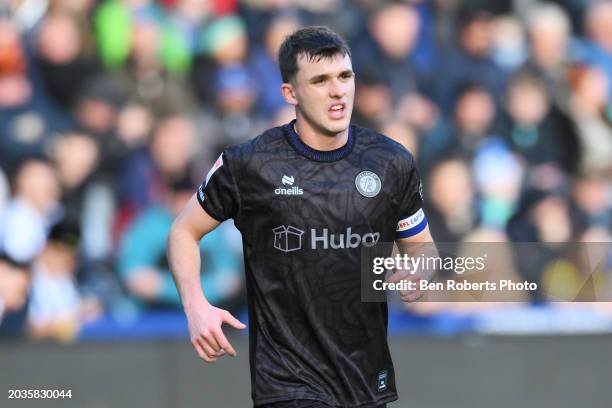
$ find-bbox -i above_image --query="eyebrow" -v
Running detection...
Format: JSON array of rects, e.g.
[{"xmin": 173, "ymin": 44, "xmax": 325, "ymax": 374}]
[{"xmin": 308, "ymin": 70, "xmax": 354, "ymax": 83}]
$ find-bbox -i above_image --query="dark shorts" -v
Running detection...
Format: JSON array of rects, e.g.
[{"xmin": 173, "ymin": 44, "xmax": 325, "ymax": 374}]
[{"xmin": 257, "ymin": 400, "xmax": 387, "ymax": 408}]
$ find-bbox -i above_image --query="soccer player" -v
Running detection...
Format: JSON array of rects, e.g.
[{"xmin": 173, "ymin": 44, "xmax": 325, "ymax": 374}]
[{"xmin": 168, "ymin": 26, "xmax": 434, "ymax": 408}]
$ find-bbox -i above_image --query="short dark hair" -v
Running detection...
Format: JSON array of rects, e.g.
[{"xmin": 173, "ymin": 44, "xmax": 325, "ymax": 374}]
[
  {"xmin": 278, "ymin": 26, "xmax": 351, "ymax": 83},
  {"xmin": 48, "ymin": 220, "xmax": 80, "ymax": 249}
]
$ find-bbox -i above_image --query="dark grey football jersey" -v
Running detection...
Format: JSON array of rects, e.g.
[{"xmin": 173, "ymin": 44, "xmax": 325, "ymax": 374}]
[{"xmin": 197, "ymin": 120, "xmax": 426, "ymax": 407}]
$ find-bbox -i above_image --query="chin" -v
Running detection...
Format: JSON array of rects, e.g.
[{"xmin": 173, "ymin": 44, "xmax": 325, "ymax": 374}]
[{"xmin": 324, "ymin": 118, "xmax": 351, "ymax": 135}]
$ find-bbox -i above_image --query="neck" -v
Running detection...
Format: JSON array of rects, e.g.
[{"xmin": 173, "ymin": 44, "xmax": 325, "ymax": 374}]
[{"xmin": 294, "ymin": 115, "xmax": 349, "ymax": 151}]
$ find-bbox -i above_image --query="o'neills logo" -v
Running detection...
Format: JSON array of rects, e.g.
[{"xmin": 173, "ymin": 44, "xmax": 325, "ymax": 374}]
[
  {"xmin": 275, "ymin": 186, "xmax": 304, "ymax": 195},
  {"xmin": 275, "ymin": 174, "xmax": 304, "ymax": 196}
]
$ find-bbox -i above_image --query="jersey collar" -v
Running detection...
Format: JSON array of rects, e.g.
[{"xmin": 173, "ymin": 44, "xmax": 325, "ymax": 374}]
[{"xmin": 283, "ymin": 119, "xmax": 355, "ymax": 162}]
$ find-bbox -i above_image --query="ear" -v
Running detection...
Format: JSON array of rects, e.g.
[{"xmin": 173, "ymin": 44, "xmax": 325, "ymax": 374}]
[{"xmin": 281, "ymin": 83, "xmax": 298, "ymax": 106}]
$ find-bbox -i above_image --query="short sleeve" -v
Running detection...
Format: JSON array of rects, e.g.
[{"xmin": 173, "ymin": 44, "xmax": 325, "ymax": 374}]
[
  {"xmin": 196, "ymin": 152, "xmax": 240, "ymax": 222},
  {"xmin": 395, "ymin": 156, "xmax": 427, "ymax": 239}
]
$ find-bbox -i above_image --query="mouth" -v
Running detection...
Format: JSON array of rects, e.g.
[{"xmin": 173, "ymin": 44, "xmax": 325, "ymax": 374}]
[{"xmin": 328, "ymin": 103, "xmax": 346, "ymax": 120}]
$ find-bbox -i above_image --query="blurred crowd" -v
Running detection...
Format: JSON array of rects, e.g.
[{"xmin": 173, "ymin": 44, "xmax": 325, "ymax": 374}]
[{"xmin": 0, "ymin": 0, "xmax": 611, "ymax": 340}]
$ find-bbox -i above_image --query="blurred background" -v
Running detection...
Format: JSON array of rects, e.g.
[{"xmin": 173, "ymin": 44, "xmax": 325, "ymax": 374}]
[{"xmin": 0, "ymin": 0, "xmax": 611, "ymax": 405}]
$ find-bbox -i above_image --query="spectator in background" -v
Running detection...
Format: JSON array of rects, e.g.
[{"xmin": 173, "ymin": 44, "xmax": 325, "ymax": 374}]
[
  {"xmin": 451, "ymin": 85, "xmax": 499, "ymax": 151},
  {"xmin": 147, "ymin": 114, "xmax": 197, "ymax": 182},
  {"xmin": 190, "ymin": 15, "xmax": 266, "ymax": 153},
  {"xmin": 352, "ymin": 1, "xmax": 439, "ymax": 132},
  {"xmin": 210, "ymin": 64, "xmax": 268, "ymax": 145},
  {"xmin": 567, "ymin": 65, "xmax": 612, "ymax": 176},
  {"xmin": 47, "ymin": 132, "xmax": 119, "ymax": 314},
  {"xmin": 117, "ymin": 114, "xmax": 197, "ymax": 229},
  {"xmin": 94, "ymin": 0, "xmax": 154, "ymax": 70},
  {"xmin": 472, "ymin": 139, "xmax": 524, "ymax": 230},
  {"xmin": 0, "ymin": 160, "xmax": 61, "ymax": 263},
  {"xmin": 115, "ymin": 102, "xmax": 154, "ymax": 151},
  {"xmin": 52, "ymin": 132, "xmax": 100, "ymax": 223},
  {"xmin": 34, "ymin": 11, "xmax": 100, "ymax": 110},
  {"xmin": 192, "ymin": 15, "xmax": 250, "ymax": 108},
  {"xmin": 507, "ymin": 172, "xmax": 612, "ymax": 302},
  {"xmin": 507, "ymin": 184, "xmax": 577, "ymax": 300},
  {"xmin": 0, "ymin": 16, "xmax": 72, "ymax": 172},
  {"xmin": 73, "ymin": 78, "xmax": 121, "ymax": 138},
  {"xmin": 101, "ymin": 6, "xmax": 195, "ymax": 116},
  {"xmin": 424, "ymin": 156, "xmax": 477, "ymax": 243},
  {"xmin": 118, "ymin": 176, "xmax": 242, "ymax": 310},
  {"xmin": 502, "ymin": 74, "xmax": 580, "ymax": 173},
  {"xmin": 50, "ymin": 132, "xmax": 116, "ymax": 262},
  {"xmin": 72, "ymin": 76, "xmax": 129, "ymax": 176},
  {"xmin": 352, "ymin": 70, "xmax": 393, "ymax": 130},
  {"xmin": 520, "ymin": 3, "xmax": 573, "ymax": 111},
  {"xmin": 491, "ymin": 14, "xmax": 526, "ymax": 72},
  {"xmin": 572, "ymin": 177, "xmax": 612, "ymax": 234},
  {"xmin": 0, "ymin": 253, "xmax": 29, "ymax": 327},
  {"xmin": 422, "ymin": 84, "xmax": 499, "ymax": 168},
  {"xmin": 27, "ymin": 220, "xmax": 95, "ymax": 342},
  {"xmin": 581, "ymin": 0, "xmax": 612, "ymax": 93},
  {"xmin": 436, "ymin": 7, "xmax": 507, "ymax": 113},
  {"xmin": 162, "ymin": 0, "xmax": 215, "ymax": 73},
  {"xmin": 249, "ymin": 13, "xmax": 300, "ymax": 117},
  {"xmin": 0, "ymin": 16, "xmax": 30, "ymax": 109},
  {"xmin": 352, "ymin": 2, "xmax": 423, "ymax": 100},
  {"xmin": 380, "ymin": 119, "xmax": 419, "ymax": 160}
]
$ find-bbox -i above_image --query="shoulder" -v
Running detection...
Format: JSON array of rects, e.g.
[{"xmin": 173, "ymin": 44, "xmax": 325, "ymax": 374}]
[
  {"xmin": 222, "ymin": 125, "xmax": 286, "ymax": 163},
  {"xmin": 352, "ymin": 124, "xmax": 417, "ymax": 168}
]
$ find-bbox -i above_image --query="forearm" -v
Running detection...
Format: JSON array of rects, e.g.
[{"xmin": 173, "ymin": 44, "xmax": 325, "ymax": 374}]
[
  {"xmin": 159, "ymin": 268, "xmax": 225, "ymax": 306},
  {"xmin": 390, "ymin": 228, "xmax": 439, "ymax": 303},
  {"xmin": 397, "ymin": 239, "xmax": 439, "ymax": 281},
  {"xmin": 168, "ymin": 226, "xmax": 209, "ymax": 308}
]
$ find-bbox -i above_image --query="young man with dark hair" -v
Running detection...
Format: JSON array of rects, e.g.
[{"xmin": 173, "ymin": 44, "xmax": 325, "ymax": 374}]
[{"xmin": 169, "ymin": 26, "xmax": 434, "ymax": 408}]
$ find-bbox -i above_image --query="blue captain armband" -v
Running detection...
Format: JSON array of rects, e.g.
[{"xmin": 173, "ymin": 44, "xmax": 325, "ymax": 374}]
[{"xmin": 396, "ymin": 208, "xmax": 427, "ymax": 238}]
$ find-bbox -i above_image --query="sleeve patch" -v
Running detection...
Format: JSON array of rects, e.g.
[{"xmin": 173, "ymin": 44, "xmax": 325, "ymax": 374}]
[
  {"xmin": 205, "ymin": 154, "xmax": 224, "ymax": 186},
  {"xmin": 197, "ymin": 185, "xmax": 206, "ymax": 202}
]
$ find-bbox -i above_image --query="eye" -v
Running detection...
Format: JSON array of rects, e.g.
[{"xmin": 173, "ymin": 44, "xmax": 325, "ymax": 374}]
[{"xmin": 340, "ymin": 72, "xmax": 353, "ymax": 80}]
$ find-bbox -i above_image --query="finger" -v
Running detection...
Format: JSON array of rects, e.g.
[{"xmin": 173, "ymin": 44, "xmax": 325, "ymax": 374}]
[
  {"xmin": 389, "ymin": 270, "xmax": 424, "ymax": 285},
  {"xmin": 385, "ymin": 271, "xmax": 413, "ymax": 284},
  {"xmin": 204, "ymin": 334, "xmax": 221, "ymax": 354},
  {"xmin": 213, "ymin": 329, "xmax": 237, "ymax": 357},
  {"xmin": 198, "ymin": 336, "xmax": 219, "ymax": 356},
  {"xmin": 401, "ymin": 290, "xmax": 425, "ymax": 303},
  {"xmin": 203, "ymin": 332, "xmax": 221, "ymax": 353},
  {"xmin": 222, "ymin": 311, "xmax": 247, "ymax": 329},
  {"xmin": 193, "ymin": 339, "xmax": 217, "ymax": 363}
]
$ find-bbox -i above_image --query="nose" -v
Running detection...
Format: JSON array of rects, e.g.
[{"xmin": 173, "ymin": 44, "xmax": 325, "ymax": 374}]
[{"xmin": 329, "ymin": 78, "xmax": 346, "ymax": 98}]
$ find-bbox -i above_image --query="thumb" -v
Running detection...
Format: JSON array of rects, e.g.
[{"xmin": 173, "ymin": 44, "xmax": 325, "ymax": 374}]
[{"xmin": 223, "ymin": 311, "xmax": 247, "ymax": 329}]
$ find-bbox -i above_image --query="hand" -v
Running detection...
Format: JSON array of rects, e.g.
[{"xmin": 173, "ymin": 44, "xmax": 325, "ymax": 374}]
[
  {"xmin": 185, "ymin": 301, "xmax": 246, "ymax": 363},
  {"xmin": 385, "ymin": 269, "xmax": 427, "ymax": 303}
]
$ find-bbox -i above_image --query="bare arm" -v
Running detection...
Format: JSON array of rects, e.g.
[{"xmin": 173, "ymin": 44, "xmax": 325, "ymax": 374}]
[
  {"xmin": 168, "ymin": 195, "xmax": 218, "ymax": 307},
  {"xmin": 168, "ymin": 194, "xmax": 246, "ymax": 362},
  {"xmin": 387, "ymin": 225, "xmax": 438, "ymax": 303}
]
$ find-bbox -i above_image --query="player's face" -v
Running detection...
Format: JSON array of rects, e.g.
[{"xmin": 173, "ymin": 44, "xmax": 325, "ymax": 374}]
[{"xmin": 289, "ymin": 53, "xmax": 355, "ymax": 136}]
